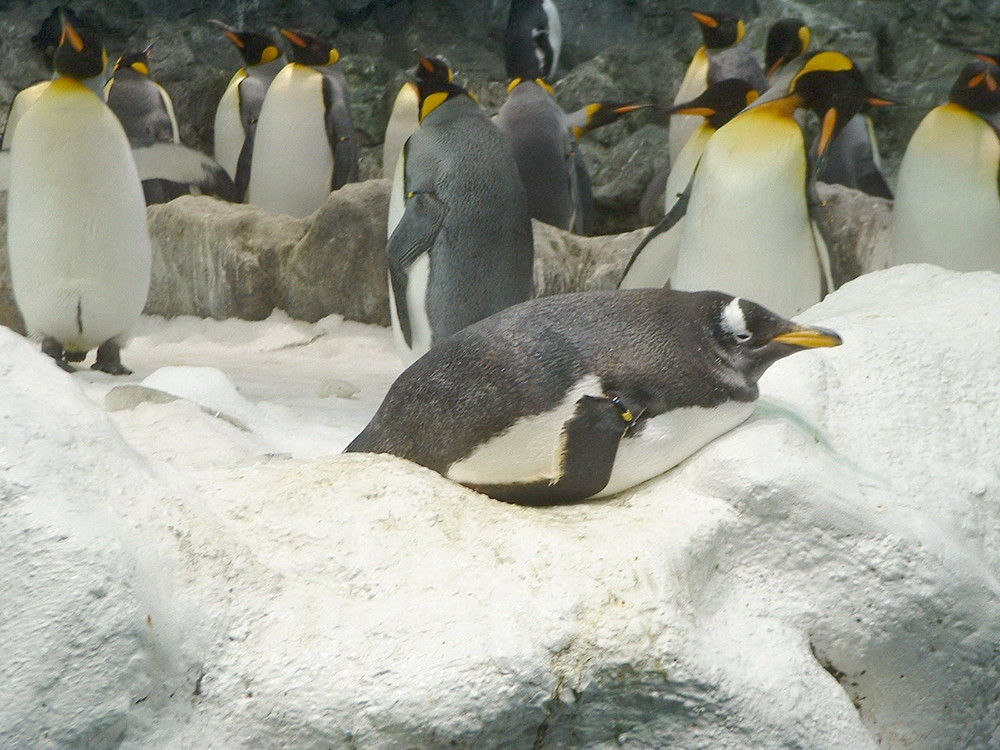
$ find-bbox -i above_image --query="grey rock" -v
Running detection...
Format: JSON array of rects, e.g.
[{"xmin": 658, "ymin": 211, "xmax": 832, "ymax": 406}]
[
  {"xmin": 532, "ymin": 219, "xmax": 645, "ymax": 296},
  {"xmin": 815, "ymin": 181, "xmax": 894, "ymax": 289}
]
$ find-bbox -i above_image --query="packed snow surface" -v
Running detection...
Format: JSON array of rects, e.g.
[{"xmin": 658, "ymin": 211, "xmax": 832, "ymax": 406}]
[{"xmin": 1, "ymin": 264, "xmax": 999, "ymax": 749}]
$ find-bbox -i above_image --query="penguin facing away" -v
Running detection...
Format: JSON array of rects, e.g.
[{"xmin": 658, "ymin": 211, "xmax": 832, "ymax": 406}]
[
  {"xmin": 620, "ymin": 78, "xmax": 760, "ymax": 290},
  {"xmin": 669, "ymin": 8, "xmax": 765, "ymax": 165},
  {"xmin": 246, "ymin": 27, "xmax": 358, "ymax": 218},
  {"xmin": 497, "ymin": 76, "xmax": 580, "ymax": 232},
  {"xmin": 6, "ymin": 14, "xmax": 151, "ymax": 374},
  {"xmin": 212, "ymin": 22, "xmax": 286, "ymax": 201},
  {"xmin": 504, "ymin": 0, "xmax": 562, "ymax": 81},
  {"xmin": 891, "ymin": 60, "xmax": 1000, "ymax": 273},
  {"xmin": 346, "ymin": 289, "xmax": 842, "ymax": 505},
  {"xmin": 387, "ymin": 54, "xmax": 534, "ymax": 365},
  {"xmin": 626, "ymin": 52, "xmax": 892, "ymax": 316}
]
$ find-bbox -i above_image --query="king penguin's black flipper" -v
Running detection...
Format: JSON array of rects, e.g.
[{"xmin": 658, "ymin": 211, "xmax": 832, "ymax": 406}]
[
  {"xmin": 618, "ymin": 176, "xmax": 692, "ymax": 288},
  {"xmin": 387, "ymin": 191, "xmax": 445, "ymax": 346},
  {"xmin": 323, "ymin": 72, "xmax": 359, "ymax": 190}
]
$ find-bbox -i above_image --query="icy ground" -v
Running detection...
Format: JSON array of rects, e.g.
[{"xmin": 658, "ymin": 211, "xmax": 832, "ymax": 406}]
[{"xmin": 74, "ymin": 312, "xmax": 403, "ymax": 473}]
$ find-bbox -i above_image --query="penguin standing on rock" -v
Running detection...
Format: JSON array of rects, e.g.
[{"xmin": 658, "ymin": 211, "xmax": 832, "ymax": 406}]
[
  {"xmin": 346, "ymin": 289, "xmax": 842, "ymax": 505},
  {"xmin": 891, "ymin": 60, "xmax": 1000, "ymax": 273},
  {"xmin": 669, "ymin": 8, "xmax": 765, "ymax": 164},
  {"xmin": 246, "ymin": 28, "xmax": 357, "ymax": 217},
  {"xmin": 6, "ymin": 14, "xmax": 151, "ymax": 374},
  {"xmin": 626, "ymin": 52, "xmax": 893, "ymax": 316},
  {"xmin": 387, "ymin": 54, "xmax": 533, "ymax": 364},
  {"xmin": 212, "ymin": 22, "xmax": 285, "ymax": 201}
]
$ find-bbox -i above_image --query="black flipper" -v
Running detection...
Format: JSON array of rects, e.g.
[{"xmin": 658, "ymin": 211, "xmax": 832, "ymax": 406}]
[
  {"xmin": 468, "ymin": 395, "xmax": 629, "ymax": 506},
  {"xmin": 619, "ymin": 176, "xmax": 692, "ymax": 285},
  {"xmin": 574, "ymin": 150, "xmax": 594, "ymax": 236},
  {"xmin": 387, "ymin": 190, "xmax": 445, "ymax": 346},
  {"xmin": 322, "ymin": 72, "xmax": 359, "ymax": 190},
  {"xmin": 233, "ymin": 131, "xmax": 255, "ymax": 203}
]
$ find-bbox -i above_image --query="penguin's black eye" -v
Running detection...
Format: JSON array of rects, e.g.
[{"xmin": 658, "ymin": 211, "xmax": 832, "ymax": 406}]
[{"xmin": 735, "ymin": 331, "xmax": 752, "ymax": 342}]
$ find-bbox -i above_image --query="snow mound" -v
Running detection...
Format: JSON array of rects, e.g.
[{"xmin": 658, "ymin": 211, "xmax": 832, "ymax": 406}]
[{"xmin": 1, "ymin": 264, "xmax": 998, "ymax": 749}]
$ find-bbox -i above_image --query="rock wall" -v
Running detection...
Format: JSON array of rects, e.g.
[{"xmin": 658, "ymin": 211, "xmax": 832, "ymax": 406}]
[{"xmin": 1, "ymin": 1, "xmax": 996, "ymax": 233}]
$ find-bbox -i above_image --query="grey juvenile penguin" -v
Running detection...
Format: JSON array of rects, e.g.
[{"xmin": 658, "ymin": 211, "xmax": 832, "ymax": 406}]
[
  {"xmin": 347, "ymin": 288, "xmax": 842, "ymax": 505},
  {"xmin": 386, "ymin": 54, "xmax": 534, "ymax": 364}
]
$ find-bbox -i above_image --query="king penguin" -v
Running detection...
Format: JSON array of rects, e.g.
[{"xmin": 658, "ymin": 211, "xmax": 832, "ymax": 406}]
[
  {"xmin": 621, "ymin": 78, "xmax": 760, "ymax": 290},
  {"xmin": 211, "ymin": 22, "xmax": 285, "ymax": 201},
  {"xmin": 891, "ymin": 60, "xmax": 1000, "ymax": 273},
  {"xmin": 764, "ymin": 17, "xmax": 811, "ymax": 81},
  {"xmin": 387, "ymin": 54, "xmax": 534, "ymax": 365},
  {"xmin": 346, "ymin": 288, "xmax": 841, "ymax": 505},
  {"xmin": 497, "ymin": 76, "xmax": 580, "ymax": 232},
  {"xmin": 669, "ymin": 8, "xmax": 766, "ymax": 165},
  {"xmin": 504, "ymin": 0, "xmax": 562, "ymax": 82},
  {"xmin": 245, "ymin": 28, "xmax": 357, "ymax": 217},
  {"xmin": 381, "ymin": 78, "xmax": 419, "ymax": 180},
  {"xmin": 6, "ymin": 14, "xmax": 151, "ymax": 374},
  {"xmin": 104, "ymin": 45, "xmax": 187, "ymax": 204},
  {"xmin": 625, "ymin": 52, "xmax": 892, "ymax": 316}
]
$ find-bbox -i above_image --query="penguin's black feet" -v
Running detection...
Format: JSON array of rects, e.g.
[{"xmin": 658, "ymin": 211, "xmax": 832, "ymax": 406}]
[
  {"xmin": 92, "ymin": 340, "xmax": 133, "ymax": 376},
  {"xmin": 41, "ymin": 337, "xmax": 75, "ymax": 372},
  {"xmin": 64, "ymin": 350, "xmax": 87, "ymax": 362}
]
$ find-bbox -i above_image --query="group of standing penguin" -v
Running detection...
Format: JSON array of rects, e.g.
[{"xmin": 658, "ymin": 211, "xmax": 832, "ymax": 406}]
[{"xmin": 3, "ymin": 3, "xmax": 999, "ymax": 506}]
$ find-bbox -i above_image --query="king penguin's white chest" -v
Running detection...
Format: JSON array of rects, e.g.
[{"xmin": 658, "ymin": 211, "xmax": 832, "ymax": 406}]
[
  {"xmin": 892, "ymin": 103, "xmax": 1000, "ymax": 272},
  {"xmin": 672, "ymin": 111, "xmax": 822, "ymax": 316},
  {"xmin": 6, "ymin": 78, "xmax": 151, "ymax": 350},
  {"xmin": 247, "ymin": 64, "xmax": 333, "ymax": 217},
  {"xmin": 214, "ymin": 69, "xmax": 246, "ymax": 181}
]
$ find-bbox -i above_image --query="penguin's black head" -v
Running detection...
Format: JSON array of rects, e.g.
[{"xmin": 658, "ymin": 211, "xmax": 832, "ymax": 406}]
[
  {"xmin": 765, "ymin": 18, "xmax": 810, "ymax": 79},
  {"xmin": 505, "ymin": 0, "xmax": 551, "ymax": 80},
  {"xmin": 113, "ymin": 46, "xmax": 153, "ymax": 76},
  {"xmin": 790, "ymin": 51, "xmax": 897, "ymax": 164},
  {"xmin": 32, "ymin": 6, "xmax": 82, "ymax": 70},
  {"xmin": 412, "ymin": 54, "xmax": 471, "ymax": 122},
  {"xmin": 708, "ymin": 294, "xmax": 842, "ymax": 383},
  {"xmin": 668, "ymin": 78, "xmax": 759, "ymax": 130},
  {"xmin": 683, "ymin": 8, "xmax": 745, "ymax": 49},
  {"xmin": 211, "ymin": 21, "xmax": 282, "ymax": 67},
  {"xmin": 53, "ymin": 12, "xmax": 106, "ymax": 81},
  {"xmin": 279, "ymin": 28, "xmax": 339, "ymax": 66},
  {"xmin": 949, "ymin": 61, "xmax": 1000, "ymax": 115}
]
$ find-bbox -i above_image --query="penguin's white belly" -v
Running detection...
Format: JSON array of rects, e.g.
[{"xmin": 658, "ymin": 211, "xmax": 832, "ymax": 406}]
[
  {"xmin": 2, "ymin": 81, "xmax": 49, "ymax": 151},
  {"xmin": 246, "ymin": 65, "xmax": 333, "ymax": 218},
  {"xmin": 665, "ymin": 123, "xmax": 711, "ymax": 212},
  {"xmin": 214, "ymin": 71, "xmax": 245, "ymax": 180},
  {"xmin": 596, "ymin": 400, "xmax": 754, "ymax": 497},
  {"xmin": 669, "ymin": 50, "xmax": 709, "ymax": 164},
  {"xmin": 892, "ymin": 104, "xmax": 1000, "ymax": 273},
  {"xmin": 7, "ymin": 82, "xmax": 151, "ymax": 351},
  {"xmin": 671, "ymin": 124, "xmax": 821, "ymax": 316},
  {"xmin": 446, "ymin": 375, "xmax": 604, "ymax": 485},
  {"xmin": 381, "ymin": 83, "xmax": 419, "ymax": 181},
  {"xmin": 387, "ymin": 253, "xmax": 432, "ymax": 366}
]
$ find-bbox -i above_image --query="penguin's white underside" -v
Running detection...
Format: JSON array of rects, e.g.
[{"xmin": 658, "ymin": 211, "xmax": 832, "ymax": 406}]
[
  {"xmin": 247, "ymin": 64, "xmax": 334, "ymax": 217},
  {"xmin": 892, "ymin": 103, "xmax": 1000, "ymax": 272},
  {"xmin": 671, "ymin": 116, "xmax": 825, "ymax": 316},
  {"xmin": 446, "ymin": 373, "xmax": 754, "ymax": 497},
  {"xmin": 214, "ymin": 69, "xmax": 246, "ymax": 180}
]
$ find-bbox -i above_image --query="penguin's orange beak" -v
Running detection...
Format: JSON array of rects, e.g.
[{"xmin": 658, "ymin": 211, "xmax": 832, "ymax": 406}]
[
  {"xmin": 816, "ymin": 107, "xmax": 839, "ymax": 160},
  {"xmin": 279, "ymin": 28, "xmax": 308, "ymax": 48},
  {"xmin": 771, "ymin": 325, "xmax": 842, "ymax": 349},
  {"xmin": 687, "ymin": 10, "xmax": 719, "ymax": 28},
  {"xmin": 60, "ymin": 17, "xmax": 85, "ymax": 52}
]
